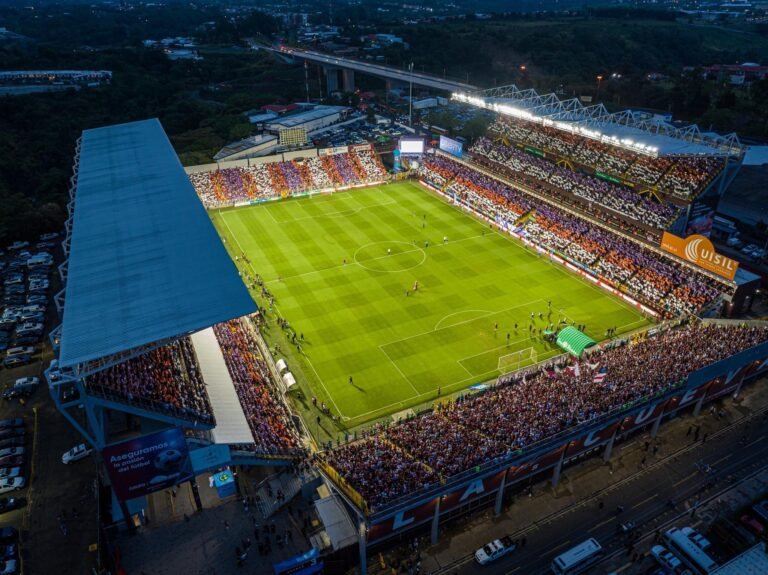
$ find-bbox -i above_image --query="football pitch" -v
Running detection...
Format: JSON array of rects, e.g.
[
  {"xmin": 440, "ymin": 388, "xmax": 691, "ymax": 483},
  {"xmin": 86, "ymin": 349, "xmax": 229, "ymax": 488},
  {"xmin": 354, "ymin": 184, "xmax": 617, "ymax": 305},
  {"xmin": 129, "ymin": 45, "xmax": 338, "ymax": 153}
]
[{"xmin": 210, "ymin": 181, "xmax": 651, "ymax": 427}]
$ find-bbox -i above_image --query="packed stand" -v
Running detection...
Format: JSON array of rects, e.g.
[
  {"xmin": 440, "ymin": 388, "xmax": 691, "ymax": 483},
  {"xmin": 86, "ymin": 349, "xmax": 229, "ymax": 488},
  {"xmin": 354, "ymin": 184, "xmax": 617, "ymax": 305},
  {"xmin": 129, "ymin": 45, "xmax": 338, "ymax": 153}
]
[
  {"xmin": 85, "ymin": 338, "xmax": 214, "ymax": 424},
  {"xmin": 384, "ymin": 413, "xmax": 510, "ymax": 477},
  {"xmin": 353, "ymin": 149, "xmax": 387, "ymax": 180},
  {"xmin": 190, "ymin": 151, "xmax": 389, "ymax": 208},
  {"xmin": 418, "ymin": 154, "xmax": 723, "ymax": 317},
  {"xmin": 488, "ymin": 115, "xmax": 724, "ymax": 198},
  {"xmin": 323, "ymin": 436, "xmax": 438, "ymax": 509},
  {"xmin": 659, "ymin": 156, "xmax": 724, "ymax": 199},
  {"xmin": 213, "ymin": 318, "xmax": 301, "ymax": 455},
  {"xmin": 325, "ymin": 322, "xmax": 768, "ymax": 508},
  {"xmin": 419, "ymin": 154, "xmax": 532, "ymax": 220},
  {"xmin": 469, "ymin": 137, "xmax": 679, "ymax": 230}
]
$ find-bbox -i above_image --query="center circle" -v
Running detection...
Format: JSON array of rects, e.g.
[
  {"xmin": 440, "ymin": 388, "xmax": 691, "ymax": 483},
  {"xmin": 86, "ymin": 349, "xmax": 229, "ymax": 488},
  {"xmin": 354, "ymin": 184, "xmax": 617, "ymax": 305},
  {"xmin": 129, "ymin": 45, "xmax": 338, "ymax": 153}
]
[{"xmin": 353, "ymin": 241, "xmax": 427, "ymax": 273}]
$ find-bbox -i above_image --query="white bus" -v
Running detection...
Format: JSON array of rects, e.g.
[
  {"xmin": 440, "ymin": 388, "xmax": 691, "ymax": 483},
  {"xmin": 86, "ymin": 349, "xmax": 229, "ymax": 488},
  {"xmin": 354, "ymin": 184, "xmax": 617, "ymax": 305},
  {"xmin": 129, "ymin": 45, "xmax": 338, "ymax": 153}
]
[
  {"xmin": 551, "ymin": 538, "xmax": 603, "ymax": 575},
  {"xmin": 663, "ymin": 527, "xmax": 718, "ymax": 574}
]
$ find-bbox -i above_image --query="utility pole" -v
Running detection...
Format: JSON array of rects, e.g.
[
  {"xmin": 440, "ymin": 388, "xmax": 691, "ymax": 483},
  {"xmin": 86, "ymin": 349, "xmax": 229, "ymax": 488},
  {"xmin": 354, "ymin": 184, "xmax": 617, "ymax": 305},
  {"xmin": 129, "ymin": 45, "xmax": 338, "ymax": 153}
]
[{"xmin": 408, "ymin": 61, "xmax": 414, "ymax": 127}]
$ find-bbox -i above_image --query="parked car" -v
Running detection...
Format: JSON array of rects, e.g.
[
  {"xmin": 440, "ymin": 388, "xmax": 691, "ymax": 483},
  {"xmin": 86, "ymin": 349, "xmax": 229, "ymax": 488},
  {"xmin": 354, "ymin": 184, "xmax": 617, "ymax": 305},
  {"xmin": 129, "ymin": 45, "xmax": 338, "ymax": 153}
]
[
  {"xmin": 62, "ymin": 444, "xmax": 93, "ymax": 464},
  {"xmin": 681, "ymin": 526, "xmax": 711, "ymax": 550},
  {"xmin": 474, "ymin": 536, "xmax": 517, "ymax": 564},
  {"xmin": 650, "ymin": 545, "xmax": 685, "ymax": 573},
  {"xmin": 16, "ymin": 322, "xmax": 42, "ymax": 335},
  {"xmin": 0, "ymin": 429, "xmax": 23, "ymax": 441},
  {"xmin": 17, "ymin": 312, "xmax": 43, "ymax": 324},
  {"xmin": 0, "ymin": 459, "xmax": 22, "ymax": 470},
  {"xmin": 0, "ymin": 478, "xmax": 24, "ymax": 494},
  {"xmin": 0, "ymin": 469, "xmax": 21, "ymax": 480},
  {"xmin": 1, "ymin": 544, "xmax": 16, "ymax": 560},
  {"xmin": 0, "ymin": 440, "xmax": 24, "ymax": 450},
  {"xmin": 13, "ymin": 335, "xmax": 41, "ymax": 346},
  {"xmin": 39, "ymin": 233, "xmax": 58, "ymax": 241},
  {"xmin": 5, "ymin": 348, "xmax": 33, "ymax": 359},
  {"xmin": 3, "ymin": 275, "xmax": 22, "ymax": 287},
  {"xmin": 0, "ymin": 422, "xmax": 23, "ymax": 431},
  {"xmin": 25, "ymin": 295, "xmax": 46, "ymax": 305},
  {"xmin": 0, "ymin": 528, "xmax": 17, "ymax": 544},
  {"xmin": 2, "ymin": 356, "xmax": 31, "ymax": 369},
  {"xmin": 0, "ymin": 498, "xmax": 23, "ymax": 516},
  {"xmin": 0, "ymin": 558, "xmax": 17, "ymax": 574}
]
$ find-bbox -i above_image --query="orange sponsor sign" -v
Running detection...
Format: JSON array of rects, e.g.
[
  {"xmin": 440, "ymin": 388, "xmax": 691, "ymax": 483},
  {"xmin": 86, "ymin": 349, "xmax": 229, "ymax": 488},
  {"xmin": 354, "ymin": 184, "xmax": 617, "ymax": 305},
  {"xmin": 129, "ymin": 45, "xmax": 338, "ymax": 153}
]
[{"xmin": 660, "ymin": 232, "xmax": 738, "ymax": 281}]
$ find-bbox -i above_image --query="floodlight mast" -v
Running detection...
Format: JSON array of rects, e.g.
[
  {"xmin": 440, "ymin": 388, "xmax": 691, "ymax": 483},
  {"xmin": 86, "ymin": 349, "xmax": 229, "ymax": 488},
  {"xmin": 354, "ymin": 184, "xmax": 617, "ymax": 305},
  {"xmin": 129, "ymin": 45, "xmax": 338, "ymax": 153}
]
[{"xmin": 408, "ymin": 62, "xmax": 414, "ymax": 127}]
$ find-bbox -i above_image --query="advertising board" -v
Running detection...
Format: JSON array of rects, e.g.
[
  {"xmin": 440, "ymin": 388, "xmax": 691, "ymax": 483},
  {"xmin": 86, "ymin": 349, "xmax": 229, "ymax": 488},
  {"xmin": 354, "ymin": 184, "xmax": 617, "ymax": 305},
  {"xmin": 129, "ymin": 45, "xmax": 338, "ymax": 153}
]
[
  {"xmin": 102, "ymin": 427, "xmax": 193, "ymax": 500},
  {"xmin": 439, "ymin": 135, "xmax": 463, "ymax": 157},
  {"xmin": 660, "ymin": 232, "xmax": 738, "ymax": 281},
  {"xmin": 399, "ymin": 138, "xmax": 425, "ymax": 155}
]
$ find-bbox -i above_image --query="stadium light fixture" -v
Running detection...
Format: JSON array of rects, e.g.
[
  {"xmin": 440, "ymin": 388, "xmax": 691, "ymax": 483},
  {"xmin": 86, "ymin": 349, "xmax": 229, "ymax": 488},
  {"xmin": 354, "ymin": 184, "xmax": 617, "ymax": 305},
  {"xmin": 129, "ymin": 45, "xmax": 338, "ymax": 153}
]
[{"xmin": 451, "ymin": 92, "xmax": 660, "ymax": 157}]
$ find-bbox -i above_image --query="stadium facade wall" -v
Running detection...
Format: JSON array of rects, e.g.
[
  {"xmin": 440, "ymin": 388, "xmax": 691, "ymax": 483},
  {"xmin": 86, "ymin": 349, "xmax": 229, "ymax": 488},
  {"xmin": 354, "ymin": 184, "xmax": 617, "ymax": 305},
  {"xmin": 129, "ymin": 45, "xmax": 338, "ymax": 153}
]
[{"xmin": 351, "ymin": 339, "xmax": 768, "ymax": 547}]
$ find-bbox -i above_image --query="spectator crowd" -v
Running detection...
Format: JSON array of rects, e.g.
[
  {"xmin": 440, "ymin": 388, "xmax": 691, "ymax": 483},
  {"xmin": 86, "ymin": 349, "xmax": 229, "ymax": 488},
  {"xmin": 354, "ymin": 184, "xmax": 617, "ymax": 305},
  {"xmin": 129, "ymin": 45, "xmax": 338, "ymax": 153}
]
[
  {"xmin": 214, "ymin": 318, "xmax": 303, "ymax": 456},
  {"xmin": 85, "ymin": 338, "xmax": 215, "ymax": 425},
  {"xmin": 488, "ymin": 116, "xmax": 724, "ymax": 201},
  {"xmin": 324, "ymin": 322, "xmax": 768, "ymax": 509},
  {"xmin": 418, "ymin": 155, "xmax": 727, "ymax": 318},
  {"xmin": 469, "ymin": 137, "xmax": 680, "ymax": 232},
  {"xmin": 190, "ymin": 150, "xmax": 387, "ymax": 208}
]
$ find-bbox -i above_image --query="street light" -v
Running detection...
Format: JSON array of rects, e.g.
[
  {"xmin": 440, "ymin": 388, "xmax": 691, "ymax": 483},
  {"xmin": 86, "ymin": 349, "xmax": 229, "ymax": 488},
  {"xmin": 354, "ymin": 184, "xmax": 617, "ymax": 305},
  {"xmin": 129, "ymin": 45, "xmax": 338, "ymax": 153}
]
[
  {"xmin": 408, "ymin": 61, "xmax": 414, "ymax": 127},
  {"xmin": 596, "ymin": 75, "xmax": 603, "ymax": 99}
]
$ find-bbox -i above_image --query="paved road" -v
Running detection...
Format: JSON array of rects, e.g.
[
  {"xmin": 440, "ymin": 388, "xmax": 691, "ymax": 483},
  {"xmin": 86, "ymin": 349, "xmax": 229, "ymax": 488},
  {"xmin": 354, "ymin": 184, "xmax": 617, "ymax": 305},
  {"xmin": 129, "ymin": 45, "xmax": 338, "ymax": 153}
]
[{"xmin": 451, "ymin": 406, "xmax": 768, "ymax": 575}]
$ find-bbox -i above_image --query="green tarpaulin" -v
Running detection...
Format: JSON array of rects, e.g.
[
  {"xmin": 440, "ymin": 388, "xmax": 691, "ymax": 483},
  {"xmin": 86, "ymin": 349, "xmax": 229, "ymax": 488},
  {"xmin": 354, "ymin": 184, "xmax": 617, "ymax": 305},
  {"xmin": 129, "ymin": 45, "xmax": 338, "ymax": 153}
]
[{"xmin": 556, "ymin": 326, "xmax": 597, "ymax": 358}]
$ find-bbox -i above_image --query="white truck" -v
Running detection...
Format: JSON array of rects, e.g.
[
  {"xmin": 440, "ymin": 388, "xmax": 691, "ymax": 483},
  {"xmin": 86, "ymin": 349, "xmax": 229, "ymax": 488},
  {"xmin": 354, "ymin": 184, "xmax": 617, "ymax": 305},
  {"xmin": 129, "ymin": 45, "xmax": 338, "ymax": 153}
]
[{"xmin": 475, "ymin": 536, "xmax": 517, "ymax": 565}]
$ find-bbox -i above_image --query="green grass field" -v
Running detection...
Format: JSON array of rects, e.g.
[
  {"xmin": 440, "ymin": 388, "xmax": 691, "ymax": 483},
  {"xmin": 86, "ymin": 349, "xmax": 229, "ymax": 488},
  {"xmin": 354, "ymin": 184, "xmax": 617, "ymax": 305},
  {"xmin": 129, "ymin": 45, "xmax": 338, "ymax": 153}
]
[{"xmin": 210, "ymin": 181, "xmax": 651, "ymax": 429}]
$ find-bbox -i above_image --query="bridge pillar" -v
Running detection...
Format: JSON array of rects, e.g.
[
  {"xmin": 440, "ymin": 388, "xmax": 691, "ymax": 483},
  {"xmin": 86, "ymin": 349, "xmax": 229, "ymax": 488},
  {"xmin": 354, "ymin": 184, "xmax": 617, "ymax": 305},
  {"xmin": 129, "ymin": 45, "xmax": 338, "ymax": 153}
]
[
  {"xmin": 650, "ymin": 411, "xmax": 663, "ymax": 439},
  {"xmin": 693, "ymin": 394, "xmax": 706, "ymax": 417},
  {"xmin": 603, "ymin": 429, "xmax": 617, "ymax": 462},
  {"xmin": 385, "ymin": 78, "xmax": 408, "ymax": 98},
  {"xmin": 358, "ymin": 518, "xmax": 367, "ymax": 575},
  {"xmin": 494, "ymin": 472, "xmax": 507, "ymax": 516},
  {"xmin": 324, "ymin": 66, "xmax": 340, "ymax": 94},
  {"xmin": 342, "ymin": 69, "xmax": 355, "ymax": 92},
  {"xmin": 551, "ymin": 448, "xmax": 566, "ymax": 488},
  {"xmin": 431, "ymin": 497, "xmax": 441, "ymax": 545}
]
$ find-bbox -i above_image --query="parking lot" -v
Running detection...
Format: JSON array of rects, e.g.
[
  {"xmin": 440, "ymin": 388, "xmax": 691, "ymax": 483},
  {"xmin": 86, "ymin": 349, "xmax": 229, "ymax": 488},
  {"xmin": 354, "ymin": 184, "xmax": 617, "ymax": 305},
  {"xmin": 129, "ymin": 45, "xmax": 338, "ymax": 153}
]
[{"xmin": 0, "ymin": 237, "xmax": 98, "ymax": 574}]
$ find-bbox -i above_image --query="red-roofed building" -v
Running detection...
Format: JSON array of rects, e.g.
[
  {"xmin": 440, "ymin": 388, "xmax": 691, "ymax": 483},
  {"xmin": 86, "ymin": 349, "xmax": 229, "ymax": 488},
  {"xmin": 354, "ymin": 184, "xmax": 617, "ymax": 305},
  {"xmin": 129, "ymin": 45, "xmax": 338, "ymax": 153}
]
[{"xmin": 702, "ymin": 63, "xmax": 768, "ymax": 85}]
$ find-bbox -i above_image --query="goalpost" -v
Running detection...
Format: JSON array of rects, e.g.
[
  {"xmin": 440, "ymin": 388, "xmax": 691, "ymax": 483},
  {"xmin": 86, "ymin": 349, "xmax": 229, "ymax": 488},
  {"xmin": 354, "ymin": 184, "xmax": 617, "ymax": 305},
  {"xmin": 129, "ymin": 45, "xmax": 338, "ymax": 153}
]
[{"xmin": 497, "ymin": 347, "xmax": 537, "ymax": 372}]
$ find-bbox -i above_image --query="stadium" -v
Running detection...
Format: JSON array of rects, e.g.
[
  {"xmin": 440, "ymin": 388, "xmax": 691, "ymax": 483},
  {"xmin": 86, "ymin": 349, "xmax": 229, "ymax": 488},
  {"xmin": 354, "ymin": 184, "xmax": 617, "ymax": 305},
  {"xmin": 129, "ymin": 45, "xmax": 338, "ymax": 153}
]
[{"xmin": 47, "ymin": 85, "xmax": 768, "ymax": 573}]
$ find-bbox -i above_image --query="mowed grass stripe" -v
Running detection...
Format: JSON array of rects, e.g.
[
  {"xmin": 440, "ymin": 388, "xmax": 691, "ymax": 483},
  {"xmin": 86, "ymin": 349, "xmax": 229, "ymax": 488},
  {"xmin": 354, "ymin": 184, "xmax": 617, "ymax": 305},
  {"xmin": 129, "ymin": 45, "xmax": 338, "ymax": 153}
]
[{"xmin": 211, "ymin": 182, "xmax": 652, "ymax": 425}]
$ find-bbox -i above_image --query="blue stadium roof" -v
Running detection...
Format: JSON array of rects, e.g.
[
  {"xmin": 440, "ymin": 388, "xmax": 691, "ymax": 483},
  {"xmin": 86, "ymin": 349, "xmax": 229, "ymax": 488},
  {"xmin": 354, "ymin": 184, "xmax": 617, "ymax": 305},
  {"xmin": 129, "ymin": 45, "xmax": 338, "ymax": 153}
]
[{"xmin": 59, "ymin": 119, "xmax": 256, "ymax": 368}]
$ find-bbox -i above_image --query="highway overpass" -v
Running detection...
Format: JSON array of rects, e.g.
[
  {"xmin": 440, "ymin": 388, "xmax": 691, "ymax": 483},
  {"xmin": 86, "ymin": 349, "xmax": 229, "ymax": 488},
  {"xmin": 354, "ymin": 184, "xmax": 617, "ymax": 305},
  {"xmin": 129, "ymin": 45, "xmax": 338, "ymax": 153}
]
[{"xmin": 256, "ymin": 43, "xmax": 480, "ymax": 95}]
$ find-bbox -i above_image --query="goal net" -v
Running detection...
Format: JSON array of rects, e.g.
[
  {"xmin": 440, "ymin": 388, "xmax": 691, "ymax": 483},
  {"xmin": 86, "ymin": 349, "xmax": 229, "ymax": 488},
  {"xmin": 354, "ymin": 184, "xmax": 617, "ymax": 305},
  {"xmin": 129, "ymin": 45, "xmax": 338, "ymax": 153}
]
[{"xmin": 497, "ymin": 347, "xmax": 537, "ymax": 372}]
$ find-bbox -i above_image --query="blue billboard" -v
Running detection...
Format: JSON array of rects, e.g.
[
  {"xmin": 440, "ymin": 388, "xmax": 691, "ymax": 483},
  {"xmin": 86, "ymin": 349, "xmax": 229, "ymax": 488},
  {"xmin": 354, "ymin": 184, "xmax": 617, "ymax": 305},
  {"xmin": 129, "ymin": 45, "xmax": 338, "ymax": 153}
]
[
  {"xmin": 102, "ymin": 427, "xmax": 193, "ymax": 500},
  {"xmin": 439, "ymin": 135, "xmax": 463, "ymax": 157}
]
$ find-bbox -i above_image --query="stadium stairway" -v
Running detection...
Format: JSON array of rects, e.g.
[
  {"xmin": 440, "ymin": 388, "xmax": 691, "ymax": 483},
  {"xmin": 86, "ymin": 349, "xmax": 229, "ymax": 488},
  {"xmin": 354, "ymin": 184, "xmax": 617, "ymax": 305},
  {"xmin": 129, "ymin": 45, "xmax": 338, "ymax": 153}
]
[{"xmin": 253, "ymin": 467, "xmax": 320, "ymax": 518}]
